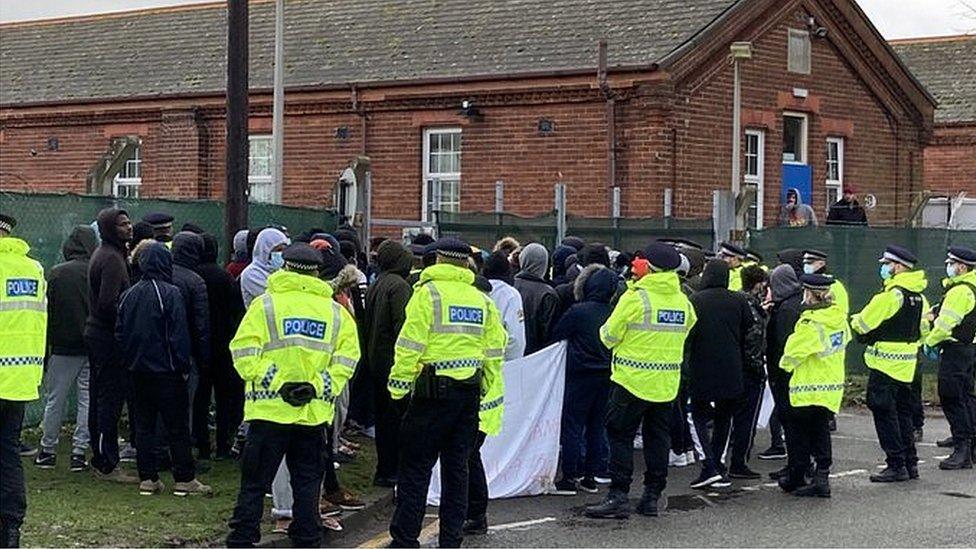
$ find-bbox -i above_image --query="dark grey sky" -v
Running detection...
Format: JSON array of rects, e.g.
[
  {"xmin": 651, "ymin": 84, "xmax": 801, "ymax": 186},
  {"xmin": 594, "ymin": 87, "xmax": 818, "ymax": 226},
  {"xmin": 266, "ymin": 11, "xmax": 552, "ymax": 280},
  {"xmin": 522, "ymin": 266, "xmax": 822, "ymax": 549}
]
[{"xmin": 0, "ymin": 0, "xmax": 973, "ymax": 39}]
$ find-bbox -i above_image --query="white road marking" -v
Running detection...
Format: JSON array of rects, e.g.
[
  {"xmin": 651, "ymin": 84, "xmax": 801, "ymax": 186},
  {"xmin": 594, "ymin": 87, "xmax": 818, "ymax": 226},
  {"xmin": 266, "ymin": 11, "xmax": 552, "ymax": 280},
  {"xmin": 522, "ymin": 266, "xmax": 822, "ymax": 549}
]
[
  {"xmin": 934, "ymin": 455, "xmax": 950, "ymax": 460},
  {"xmin": 488, "ymin": 517, "xmax": 558, "ymax": 532},
  {"xmin": 741, "ymin": 486, "xmax": 759, "ymax": 491},
  {"xmin": 763, "ymin": 482, "xmax": 779, "ymax": 488},
  {"xmin": 829, "ymin": 469, "xmax": 867, "ymax": 478}
]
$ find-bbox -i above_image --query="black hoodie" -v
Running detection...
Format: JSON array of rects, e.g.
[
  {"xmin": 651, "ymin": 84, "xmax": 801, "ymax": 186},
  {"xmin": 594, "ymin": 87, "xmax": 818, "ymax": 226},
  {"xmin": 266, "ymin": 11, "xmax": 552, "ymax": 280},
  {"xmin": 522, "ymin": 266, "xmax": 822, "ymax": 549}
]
[
  {"xmin": 196, "ymin": 234, "xmax": 245, "ymax": 364},
  {"xmin": 171, "ymin": 231, "xmax": 211, "ymax": 368},
  {"xmin": 115, "ymin": 243, "xmax": 192, "ymax": 375},
  {"xmin": 48, "ymin": 226, "xmax": 99, "ymax": 355},
  {"xmin": 85, "ymin": 208, "xmax": 131, "ymax": 341},
  {"xmin": 686, "ymin": 260, "xmax": 753, "ymax": 401},
  {"xmin": 364, "ymin": 241, "xmax": 413, "ymax": 378}
]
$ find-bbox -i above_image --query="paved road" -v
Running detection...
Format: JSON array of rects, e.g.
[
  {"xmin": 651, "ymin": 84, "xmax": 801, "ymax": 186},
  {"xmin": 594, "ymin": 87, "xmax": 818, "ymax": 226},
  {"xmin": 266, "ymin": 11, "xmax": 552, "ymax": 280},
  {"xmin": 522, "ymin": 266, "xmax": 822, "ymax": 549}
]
[{"xmin": 343, "ymin": 410, "xmax": 976, "ymax": 548}]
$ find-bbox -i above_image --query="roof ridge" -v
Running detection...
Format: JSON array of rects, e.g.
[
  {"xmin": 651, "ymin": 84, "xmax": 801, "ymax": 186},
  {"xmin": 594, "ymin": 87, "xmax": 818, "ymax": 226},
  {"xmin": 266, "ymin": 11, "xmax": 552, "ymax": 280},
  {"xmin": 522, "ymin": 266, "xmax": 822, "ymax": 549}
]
[
  {"xmin": 0, "ymin": 0, "xmax": 272, "ymax": 29},
  {"xmin": 888, "ymin": 34, "xmax": 976, "ymax": 45}
]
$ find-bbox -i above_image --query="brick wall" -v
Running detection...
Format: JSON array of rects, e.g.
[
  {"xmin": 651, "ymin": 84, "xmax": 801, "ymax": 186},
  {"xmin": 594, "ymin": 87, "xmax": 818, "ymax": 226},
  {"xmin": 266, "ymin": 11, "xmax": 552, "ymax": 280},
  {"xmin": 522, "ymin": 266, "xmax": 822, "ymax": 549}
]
[{"xmin": 924, "ymin": 124, "xmax": 976, "ymax": 196}]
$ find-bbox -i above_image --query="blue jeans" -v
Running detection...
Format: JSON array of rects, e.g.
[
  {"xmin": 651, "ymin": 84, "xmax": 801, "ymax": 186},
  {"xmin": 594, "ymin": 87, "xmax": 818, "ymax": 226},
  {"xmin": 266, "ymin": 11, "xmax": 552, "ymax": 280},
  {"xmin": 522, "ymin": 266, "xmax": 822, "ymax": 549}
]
[{"xmin": 560, "ymin": 372, "xmax": 610, "ymax": 479}]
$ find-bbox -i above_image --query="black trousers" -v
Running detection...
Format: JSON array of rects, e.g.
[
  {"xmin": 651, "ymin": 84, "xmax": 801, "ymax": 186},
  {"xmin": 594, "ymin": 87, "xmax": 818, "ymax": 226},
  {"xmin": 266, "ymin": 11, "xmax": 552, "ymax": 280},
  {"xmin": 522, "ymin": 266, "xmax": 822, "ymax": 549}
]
[
  {"xmin": 938, "ymin": 343, "xmax": 976, "ymax": 442},
  {"xmin": 372, "ymin": 368, "xmax": 404, "ymax": 482},
  {"xmin": 191, "ymin": 366, "xmax": 213, "ymax": 459},
  {"xmin": 466, "ymin": 431, "xmax": 489, "ymax": 521},
  {"xmin": 866, "ymin": 369, "xmax": 918, "ymax": 468},
  {"xmin": 789, "ymin": 406, "xmax": 833, "ymax": 473},
  {"xmin": 212, "ymin": 351, "xmax": 244, "ymax": 456},
  {"xmin": 690, "ymin": 397, "xmax": 736, "ymax": 476},
  {"xmin": 604, "ymin": 383, "xmax": 670, "ymax": 496},
  {"xmin": 669, "ymin": 386, "xmax": 694, "ymax": 454},
  {"xmin": 0, "ymin": 400, "xmax": 26, "ymax": 534},
  {"xmin": 86, "ymin": 334, "xmax": 132, "ymax": 475},
  {"xmin": 560, "ymin": 372, "xmax": 611, "ymax": 479},
  {"xmin": 322, "ymin": 425, "xmax": 340, "ymax": 494},
  {"xmin": 769, "ymin": 373, "xmax": 797, "ymax": 461},
  {"xmin": 910, "ymin": 366, "xmax": 925, "ymax": 430},
  {"xmin": 730, "ymin": 377, "xmax": 765, "ymax": 468},
  {"xmin": 227, "ymin": 420, "xmax": 326, "ymax": 548},
  {"xmin": 347, "ymin": 362, "xmax": 375, "ymax": 429},
  {"xmin": 390, "ymin": 388, "xmax": 479, "ymax": 549},
  {"xmin": 132, "ymin": 372, "xmax": 195, "ymax": 482}
]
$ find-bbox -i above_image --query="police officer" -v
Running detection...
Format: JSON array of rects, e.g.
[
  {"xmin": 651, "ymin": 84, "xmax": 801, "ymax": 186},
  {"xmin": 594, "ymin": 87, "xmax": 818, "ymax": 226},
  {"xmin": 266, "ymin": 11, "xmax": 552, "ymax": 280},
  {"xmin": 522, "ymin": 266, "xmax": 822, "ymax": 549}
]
[
  {"xmin": 924, "ymin": 246, "xmax": 976, "ymax": 470},
  {"xmin": 717, "ymin": 241, "xmax": 747, "ymax": 291},
  {"xmin": 778, "ymin": 274, "xmax": 850, "ymax": 498},
  {"xmin": 142, "ymin": 212, "xmax": 175, "ymax": 244},
  {"xmin": 0, "ymin": 213, "xmax": 47, "ymax": 547},
  {"xmin": 851, "ymin": 246, "xmax": 929, "ymax": 482},
  {"xmin": 226, "ymin": 243, "xmax": 361, "ymax": 548},
  {"xmin": 586, "ymin": 243, "xmax": 696, "ymax": 519},
  {"xmin": 744, "ymin": 249, "xmax": 769, "ymax": 272},
  {"xmin": 802, "ymin": 249, "xmax": 849, "ymax": 314},
  {"xmin": 387, "ymin": 237, "xmax": 506, "ymax": 548}
]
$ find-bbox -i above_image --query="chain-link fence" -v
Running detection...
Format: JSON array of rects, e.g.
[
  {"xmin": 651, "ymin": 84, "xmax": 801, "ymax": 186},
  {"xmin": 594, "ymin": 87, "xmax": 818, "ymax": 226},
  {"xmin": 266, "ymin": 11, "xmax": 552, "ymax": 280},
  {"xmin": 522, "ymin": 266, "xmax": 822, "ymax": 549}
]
[{"xmin": 0, "ymin": 191, "xmax": 338, "ymax": 270}]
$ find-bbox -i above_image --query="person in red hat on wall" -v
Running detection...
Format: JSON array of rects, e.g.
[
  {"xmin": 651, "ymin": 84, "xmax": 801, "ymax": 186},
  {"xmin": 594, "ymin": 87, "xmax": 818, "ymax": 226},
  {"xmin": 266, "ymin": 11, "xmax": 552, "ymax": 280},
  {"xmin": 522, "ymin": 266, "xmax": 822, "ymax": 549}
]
[{"xmin": 826, "ymin": 185, "xmax": 868, "ymax": 226}]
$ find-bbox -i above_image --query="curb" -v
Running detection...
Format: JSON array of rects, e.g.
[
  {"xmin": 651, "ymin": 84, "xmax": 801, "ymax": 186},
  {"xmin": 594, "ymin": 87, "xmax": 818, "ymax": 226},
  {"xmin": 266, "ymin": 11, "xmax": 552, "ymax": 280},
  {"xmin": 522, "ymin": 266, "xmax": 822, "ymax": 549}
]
[{"xmin": 255, "ymin": 489, "xmax": 395, "ymax": 548}]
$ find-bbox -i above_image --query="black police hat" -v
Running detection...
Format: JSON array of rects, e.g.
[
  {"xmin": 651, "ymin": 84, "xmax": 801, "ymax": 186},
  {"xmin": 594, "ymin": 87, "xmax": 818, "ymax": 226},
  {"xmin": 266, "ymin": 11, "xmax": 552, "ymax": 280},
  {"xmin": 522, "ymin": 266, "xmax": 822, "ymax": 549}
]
[
  {"xmin": 643, "ymin": 242, "xmax": 682, "ymax": 272},
  {"xmin": 803, "ymin": 249, "xmax": 828, "ymax": 262},
  {"xmin": 434, "ymin": 237, "xmax": 472, "ymax": 260},
  {"xmin": 718, "ymin": 241, "xmax": 747, "ymax": 259},
  {"xmin": 282, "ymin": 243, "xmax": 324, "ymax": 272},
  {"xmin": 800, "ymin": 273, "xmax": 834, "ymax": 291},
  {"xmin": 947, "ymin": 246, "xmax": 976, "ymax": 266},
  {"xmin": 745, "ymin": 249, "xmax": 764, "ymax": 263},
  {"xmin": 879, "ymin": 245, "xmax": 917, "ymax": 268},
  {"xmin": 0, "ymin": 213, "xmax": 16, "ymax": 233},
  {"xmin": 657, "ymin": 238, "xmax": 704, "ymax": 251},
  {"xmin": 142, "ymin": 212, "xmax": 175, "ymax": 228}
]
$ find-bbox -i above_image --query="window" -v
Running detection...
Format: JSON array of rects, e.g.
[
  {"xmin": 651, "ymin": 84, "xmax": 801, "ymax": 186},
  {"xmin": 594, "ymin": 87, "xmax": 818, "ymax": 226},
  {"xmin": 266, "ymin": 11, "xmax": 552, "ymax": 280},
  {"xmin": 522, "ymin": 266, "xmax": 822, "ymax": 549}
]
[
  {"xmin": 782, "ymin": 113, "xmax": 808, "ymax": 164},
  {"xmin": 744, "ymin": 130, "xmax": 765, "ymax": 229},
  {"xmin": 826, "ymin": 137, "xmax": 844, "ymax": 204},
  {"xmin": 113, "ymin": 146, "xmax": 142, "ymax": 198},
  {"xmin": 248, "ymin": 135, "xmax": 277, "ymax": 203},
  {"xmin": 788, "ymin": 29, "xmax": 811, "ymax": 74},
  {"xmin": 422, "ymin": 128, "xmax": 462, "ymax": 222}
]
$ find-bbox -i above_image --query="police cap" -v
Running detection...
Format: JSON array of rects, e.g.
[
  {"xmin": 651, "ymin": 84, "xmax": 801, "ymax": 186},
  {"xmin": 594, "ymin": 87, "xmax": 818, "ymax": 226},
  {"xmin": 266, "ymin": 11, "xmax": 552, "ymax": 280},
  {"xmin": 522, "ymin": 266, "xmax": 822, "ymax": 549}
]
[
  {"xmin": 282, "ymin": 242, "xmax": 324, "ymax": 272},
  {"xmin": 434, "ymin": 237, "xmax": 472, "ymax": 260},
  {"xmin": 142, "ymin": 212, "xmax": 175, "ymax": 229},
  {"xmin": 800, "ymin": 273, "xmax": 834, "ymax": 291},
  {"xmin": 879, "ymin": 245, "xmax": 917, "ymax": 268},
  {"xmin": 947, "ymin": 246, "xmax": 976, "ymax": 266},
  {"xmin": 718, "ymin": 241, "xmax": 747, "ymax": 259},
  {"xmin": 643, "ymin": 242, "xmax": 682, "ymax": 272},
  {"xmin": 0, "ymin": 213, "xmax": 16, "ymax": 234}
]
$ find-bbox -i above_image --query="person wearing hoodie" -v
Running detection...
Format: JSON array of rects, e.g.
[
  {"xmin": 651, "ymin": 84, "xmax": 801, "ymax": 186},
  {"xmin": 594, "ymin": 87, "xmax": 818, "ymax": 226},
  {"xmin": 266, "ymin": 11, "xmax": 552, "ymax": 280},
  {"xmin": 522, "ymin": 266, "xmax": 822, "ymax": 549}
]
[
  {"xmin": 115, "ymin": 243, "xmax": 212, "ymax": 497},
  {"xmin": 363, "ymin": 241, "xmax": 414, "ymax": 487},
  {"xmin": 226, "ymin": 229, "xmax": 251, "ymax": 280},
  {"xmin": 240, "ymin": 228, "xmax": 290, "ymax": 308},
  {"xmin": 515, "ymin": 243, "xmax": 558, "ymax": 355},
  {"xmin": 553, "ymin": 244, "xmax": 611, "ymax": 324},
  {"xmin": 34, "ymin": 226, "xmax": 99, "ymax": 473},
  {"xmin": 483, "ymin": 252, "xmax": 526, "ymax": 361},
  {"xmin": 777, "ymin": 274, "xmax": 850, "ymax": 497},
  {"xmin": 685, "ymin": 260, "xmax": 754, "ymax": 489},
  {"xmin": 779, "ymin": 187, "xmax": 819, "ymax": 227},
  {"xmin": 551, "ymin": 244, "xmax": 577, "ymax": 286},
  {"xmin": 171, "ymin": 231, "xmax": 212, "ymax": 458},
  {"xmin": 851, "ymin": 245, "xmax": 929, "ymax": 483},
  {"xmin": 731, "ymin": 265, "xmax": 770, "ymax": 480},
  {"xmin": 761, "ymin": 265, "xmax": 804, "ymax": 472},
  {"xmin": 85, "ymin": 207, "xmax": 135, "ymax": 482},
  {"xmin": 197, "ymin": 234, "xmax": 246, "ymax": 459},
  {"xmin": 551, "ymin": 264, "xmax": 618, "ymax": 495}
]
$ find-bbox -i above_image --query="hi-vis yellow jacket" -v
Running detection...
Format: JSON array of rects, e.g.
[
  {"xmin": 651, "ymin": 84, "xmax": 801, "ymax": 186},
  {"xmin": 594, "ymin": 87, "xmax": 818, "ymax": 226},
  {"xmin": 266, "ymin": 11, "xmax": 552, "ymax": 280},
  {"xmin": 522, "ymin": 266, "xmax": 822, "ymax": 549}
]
[
  {"xmin": 829, "ymin": 278, "xmax": 850, "ymax": 316},
  {"xmin": 388, "ymin": 264, "xmax": 507, "ymax": 435},
  {"xmin": 925, "ymin": 270, "xmax": 976, "ymax": 346},
  {"xmin": 600, "ymin": 271, "xmax": 696, "ymax": 403},
  {"xmin": 0, "ymin": 237, "xmax": 46, "ymax": 401},
  {"xmin": 728, "ymin": 265, "xmax": 744, "ymax": 292},
  {"xmin": 850, "ymin": 270, "xmax": 930, "ymax": 383},
  {"xmin": 230, "ymin": 269, "xmax": 360, "ymax": 426},
  {"xmin": 781, "ymin": 302, "xmax": 850, "ymax": 413}
]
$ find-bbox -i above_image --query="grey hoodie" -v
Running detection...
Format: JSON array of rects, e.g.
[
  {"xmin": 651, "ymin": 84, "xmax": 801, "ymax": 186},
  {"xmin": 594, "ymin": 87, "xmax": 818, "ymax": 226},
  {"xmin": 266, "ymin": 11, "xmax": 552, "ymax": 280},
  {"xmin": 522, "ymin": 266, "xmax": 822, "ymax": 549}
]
[
  {"xmin": 514, "ymin": 243, "xmax": 558, "ymax": 354},
  {"xmin": 519, "ymin": 243, "xmax": 549, "ymax": 279},
  {"xmin": 779, "ymin": 187, "xmax": 819, "ymax": 227}
]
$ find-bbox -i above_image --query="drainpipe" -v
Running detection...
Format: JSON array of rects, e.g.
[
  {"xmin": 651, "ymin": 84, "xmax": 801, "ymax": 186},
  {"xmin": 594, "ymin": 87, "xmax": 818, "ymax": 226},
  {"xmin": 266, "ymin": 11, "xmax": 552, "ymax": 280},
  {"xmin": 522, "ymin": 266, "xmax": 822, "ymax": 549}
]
[
  {"xmin": 598, "ymin": 41, "xmax": 617, "ymax": 217},
  {"xmin": 351, "ymin": 85, "xmax": 367, "ymax": 155}
]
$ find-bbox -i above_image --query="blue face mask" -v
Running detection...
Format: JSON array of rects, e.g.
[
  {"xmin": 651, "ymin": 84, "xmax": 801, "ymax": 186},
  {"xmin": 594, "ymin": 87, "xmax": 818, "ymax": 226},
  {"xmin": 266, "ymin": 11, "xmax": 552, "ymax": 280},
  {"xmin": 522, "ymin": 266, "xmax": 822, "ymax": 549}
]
[
  {"xmin": 270, "ymin": 251, "xmax": 285, "ymax": 270},
  {"xmin": 946, "ymin": 264, "xmax": 957, "ymax": 279},
  {"xmin": 880, "ymin": 263, "xmax": 893, "ymax": 281},
  {"xmin": 803, "ymin": 263, "xmax": 816, "ymax": 275}
]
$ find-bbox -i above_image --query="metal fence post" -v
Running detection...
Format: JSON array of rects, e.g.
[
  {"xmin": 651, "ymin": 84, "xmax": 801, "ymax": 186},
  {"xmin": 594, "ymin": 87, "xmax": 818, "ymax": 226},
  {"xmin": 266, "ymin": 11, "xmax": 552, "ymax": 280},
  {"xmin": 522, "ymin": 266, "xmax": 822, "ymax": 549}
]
[
  {"xmin": 555, "ymin": 183, "xmax": 567, "ymax": 244},
  {"xmin": 612, "ymin": 186, "xmax": 622, "ymax": 250},
  {"xmin": 495, "ymin": 180, "xmax": 504, "ymax": 243},
  {"xmin": 664, "ymin": 188, "xmax": 673, "ymax": 230}
]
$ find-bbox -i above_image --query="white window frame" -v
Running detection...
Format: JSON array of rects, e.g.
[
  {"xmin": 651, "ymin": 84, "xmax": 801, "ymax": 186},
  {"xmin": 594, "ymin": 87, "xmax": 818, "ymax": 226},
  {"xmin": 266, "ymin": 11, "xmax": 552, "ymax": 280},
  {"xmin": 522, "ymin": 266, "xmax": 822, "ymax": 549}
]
[
  {"xmin": 782, "ymin": 112, "xmax": 808, "ymax": 165},
  {"xmin": 421, "ymin": 127, "xmax": 462, "ymax": 222},
  {"xmin": 744, "ymin": 129, "xmax": 765, "ymax": 230},
  {"xmin": 826, "ymin": 137, "xmax": 845, "ymax": 204},
  {"xmin": 788, "ymin": 29, "xmax": 812, "ymax": 75},
  {"xmin": 248, "ymin": 135, "xmax": 278, "ymax": 204},
  {"xmin": 113, "ymin": 145, "xmax": 142, "ymax": 198}
]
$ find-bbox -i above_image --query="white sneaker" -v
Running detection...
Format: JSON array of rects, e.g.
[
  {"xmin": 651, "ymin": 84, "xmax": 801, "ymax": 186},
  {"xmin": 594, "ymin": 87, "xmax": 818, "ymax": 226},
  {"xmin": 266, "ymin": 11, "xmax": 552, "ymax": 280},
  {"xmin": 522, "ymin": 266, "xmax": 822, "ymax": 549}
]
[
  {"xmin": 685, "ymin": 450, "xmax": 697, "ymax": 464},
  {"xmin": 669, "ymin": 451, "xmax": 690, "ymax": 467},
  {"xmin": 633, "ymin": 434, "xmax": 644, "ymax": 450},
  {"xmin": 593, "ymin": 476, "xmax": 611, "ymax": 484}
]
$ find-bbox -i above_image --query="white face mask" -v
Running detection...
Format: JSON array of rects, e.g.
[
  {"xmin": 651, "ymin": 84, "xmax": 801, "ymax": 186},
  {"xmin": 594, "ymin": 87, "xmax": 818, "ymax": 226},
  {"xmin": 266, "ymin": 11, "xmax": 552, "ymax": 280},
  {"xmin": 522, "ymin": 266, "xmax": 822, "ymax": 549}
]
[
  {"xmin": 946, "ymin": 263, "xmax": 957, "ymax": 279},
  {"xmin": 803, "ymin": 263, "xmax": 816, "ymax": 275}
]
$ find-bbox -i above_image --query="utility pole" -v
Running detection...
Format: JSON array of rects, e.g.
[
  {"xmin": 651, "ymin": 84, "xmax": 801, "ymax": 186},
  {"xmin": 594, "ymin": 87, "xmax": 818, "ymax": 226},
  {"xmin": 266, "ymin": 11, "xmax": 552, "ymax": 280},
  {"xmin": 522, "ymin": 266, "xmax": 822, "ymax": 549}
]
[
  {"xmin": 225, "ymin": 0, "xmax": 249, "ymax": 256},
  {"xmin": 272, "ymin": 0, "xmax": 284, "ymax": 203}
]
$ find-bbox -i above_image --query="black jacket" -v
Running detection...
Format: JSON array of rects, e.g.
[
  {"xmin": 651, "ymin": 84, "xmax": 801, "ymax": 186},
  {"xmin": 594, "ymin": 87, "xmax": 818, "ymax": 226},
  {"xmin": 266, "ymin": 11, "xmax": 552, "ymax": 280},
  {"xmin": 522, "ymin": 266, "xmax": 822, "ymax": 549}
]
[
  {"xmin": 197, "ymin": 234, "xmax": 244, "ymax": 365},
  {"xmin": 767, "ymin": 291, "xmax": 803, "ymax": 383},
  {"xmin": 514, "ymin": 272, "xmax": 559, "ymax": 355},
  {"xmin": 85, "ymin": 208, "xmax": 130, "ymax": 342},
  {"xmin": 116, "ymin": 243, "xmax": 192, "ymax": 375},
  {"xmin": 47, "ymin": 226, "xmax": 99, "ymax": 356},
  {"xmin": 686, "ymin": 260, "xmax": 752, "ymax": 401},
  {"xmin": 826, "ymin": 198, "xmax": 868, "ymax": 226},
  {"xmin": 743, "ymin": 292, "xmax": 770, "ymax": 381},
  {"xmin": 551, "ymin": 265, "xmax": 616, "ymax": 376},
  {"xmin": 171, "ymin": 232, "xmax": 211, "ymax": 368},
  {"xmin": 364, "ymin": 242, "xmax": 413, "ymax": 378}
]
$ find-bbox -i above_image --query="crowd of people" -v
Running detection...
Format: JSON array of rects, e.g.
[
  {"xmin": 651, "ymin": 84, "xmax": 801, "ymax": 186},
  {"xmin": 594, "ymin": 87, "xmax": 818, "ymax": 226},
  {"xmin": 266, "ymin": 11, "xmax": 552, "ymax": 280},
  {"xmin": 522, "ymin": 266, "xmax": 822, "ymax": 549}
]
[{"xmin": 0, "ymin": 207, "xmax": 974, "ymax": 548}]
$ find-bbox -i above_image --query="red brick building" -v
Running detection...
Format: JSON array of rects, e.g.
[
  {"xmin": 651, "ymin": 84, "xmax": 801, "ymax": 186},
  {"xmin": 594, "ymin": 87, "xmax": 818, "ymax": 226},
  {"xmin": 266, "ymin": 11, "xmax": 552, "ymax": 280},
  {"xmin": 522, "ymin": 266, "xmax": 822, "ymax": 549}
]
[
  {"xmin": 892, "ymin": 35, "xmax": 976, "ymax": 199},
  {"xmin": 0, "ymin": 0, "xmax": 935, "ymax": 230}
]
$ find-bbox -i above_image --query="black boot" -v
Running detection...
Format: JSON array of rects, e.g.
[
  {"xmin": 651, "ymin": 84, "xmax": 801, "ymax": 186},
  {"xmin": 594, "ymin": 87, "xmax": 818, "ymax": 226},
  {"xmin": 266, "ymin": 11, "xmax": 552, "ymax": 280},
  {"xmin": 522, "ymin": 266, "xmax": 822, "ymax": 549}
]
[
  {"xmin": 1, "ymin": 525, "xmax": 20, "ymax": 548},
  {"xmin": 462, "ymin": 515, "xmax": 488, "ymax": 536},
  {"xmin": 777, "ymin": 467, "xmax": 808, "ymax": 493},
  {"xmin": 906, "ymin": 463, "xmax": 919, "ymax": 480},
  {"xmin": 584, "ymin": 489, "xmax": 630, "ymax": 519},
  {"xmin": 794, "ymin": 470, "xmax": 831, "ymax": 498},
  {"xmin": 635, "ymin": 488, "xmax": 667, "ymax": 517},
  {"xmin": 936, "ymin": 436, "xmax": 955, "ymax": 448},
  {"xmin": 938, "ymin": 440, "xmax": 974, "ymax": 470},
  {"xmin": 869, "ymin": 465, "xmax": 909, "ymax": 483},
  {"xmin": 769, "ymin": 466, "xmax": 789, "ymax": 480}
]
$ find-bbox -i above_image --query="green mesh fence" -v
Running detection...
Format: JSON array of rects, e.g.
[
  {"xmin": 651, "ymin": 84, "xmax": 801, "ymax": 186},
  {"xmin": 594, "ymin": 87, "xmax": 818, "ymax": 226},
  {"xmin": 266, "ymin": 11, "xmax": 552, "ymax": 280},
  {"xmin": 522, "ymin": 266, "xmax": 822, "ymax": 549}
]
[
  {"xmin": 0, "ymin": 191, "xmax": 336, "ymax": 426},
  {"xmin": 437, "ymin": 211, "xmax": 714, "ymax": 253},
  {"xmin": 748, "ymin": 226, "xmax": 976, "ymax": 374}
]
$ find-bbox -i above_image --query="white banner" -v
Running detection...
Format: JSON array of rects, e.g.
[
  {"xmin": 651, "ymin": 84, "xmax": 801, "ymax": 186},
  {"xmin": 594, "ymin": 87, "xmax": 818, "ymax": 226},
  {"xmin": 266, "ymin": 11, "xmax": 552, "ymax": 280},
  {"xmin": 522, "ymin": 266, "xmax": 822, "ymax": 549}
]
[{"xmin": 427, "ymin": 342, "xmax": 567, "ymax": 506}]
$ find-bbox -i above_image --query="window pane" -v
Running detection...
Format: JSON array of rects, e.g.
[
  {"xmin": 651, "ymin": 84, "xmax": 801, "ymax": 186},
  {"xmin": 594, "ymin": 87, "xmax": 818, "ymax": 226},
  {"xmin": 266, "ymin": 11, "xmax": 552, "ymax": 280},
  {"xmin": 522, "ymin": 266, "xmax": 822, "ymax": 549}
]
[{"xmin": 783, "ymin": 117, "xmax": 803, "ymax": 163}]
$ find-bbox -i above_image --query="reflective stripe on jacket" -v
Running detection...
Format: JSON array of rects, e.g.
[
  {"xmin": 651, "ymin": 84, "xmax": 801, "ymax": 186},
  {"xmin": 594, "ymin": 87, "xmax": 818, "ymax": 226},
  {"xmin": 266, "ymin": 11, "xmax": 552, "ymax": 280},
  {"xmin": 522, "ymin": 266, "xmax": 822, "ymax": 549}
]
[
  {"xmin": 0, "ymin": 237, "xmax": 47, "ymax": 401},
  {"xmin": 925, "ymin": 270, "xmax": 976, "ymax": 347},
  {"xmin": 781, "ymin": 302, "xmax": 850, "ymax": 413}
]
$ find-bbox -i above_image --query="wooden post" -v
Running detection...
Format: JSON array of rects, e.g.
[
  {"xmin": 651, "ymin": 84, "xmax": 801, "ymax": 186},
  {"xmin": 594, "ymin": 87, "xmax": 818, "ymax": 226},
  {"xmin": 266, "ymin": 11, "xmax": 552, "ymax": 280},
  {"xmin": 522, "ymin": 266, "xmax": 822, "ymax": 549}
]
[{"xmin": 225, "ymin": 0, "xmax": 249, "ymax": 256}]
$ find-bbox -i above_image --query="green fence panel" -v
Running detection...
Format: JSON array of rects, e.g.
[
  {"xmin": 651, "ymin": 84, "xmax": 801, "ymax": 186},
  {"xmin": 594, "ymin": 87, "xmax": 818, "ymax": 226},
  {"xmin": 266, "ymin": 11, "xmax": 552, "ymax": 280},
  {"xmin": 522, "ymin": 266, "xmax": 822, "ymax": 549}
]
[{"xmin": 437, "ymin": 211, "xmax": 560, "ymax": 251}]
